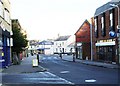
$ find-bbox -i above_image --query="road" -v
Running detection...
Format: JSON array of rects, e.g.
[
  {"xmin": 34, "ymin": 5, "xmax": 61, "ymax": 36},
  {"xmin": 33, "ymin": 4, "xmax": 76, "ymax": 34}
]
[
  {"xmin": 0, "ymin": 54, "xmax": 119, "ymax": 86},
  {"xmin": 40, "ymin": 55, "xmax": 119, "ymax": 85}
]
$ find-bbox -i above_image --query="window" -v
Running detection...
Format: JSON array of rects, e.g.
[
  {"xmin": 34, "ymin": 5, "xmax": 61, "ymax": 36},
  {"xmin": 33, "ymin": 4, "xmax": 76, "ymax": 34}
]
[
  {"xmin": 110, "ymin": 13, "xmax": 113, "ymax": 27},
  {"xmin": 94, "ymin": 18, "xmax": 97, "ymax": 31},
  {"xmin": 4, "ymin": 8, "xmax": 10, "ymax": 24},
  {"xmin": 0, "ymin": 1, "xmax": 3, "ymax": 18},
  {"xmin": 101, "ymin": 17, "xmax": 104, "ymax": 29},
  {"xmin": 56, "ymin": 48, "xmax": 58, "ymax": 52},
  {"xmin": 94, "ymin": 17, "xmax": 98, "ymax": 38},
  {"xmin": 101, "ymin": 13, "xmax": 106, "ymax": 36},
  {"xmin": 0, "ymin": 36, "xmax": 2, "ymax": 47},
  {"xmin": 109, "ymin": 9, "xmax": 115, "ymax": 31},
  {"xmin": 62, "ymin": 42, "xmax": 64, "ymax": 45},
  {"xmin": 7, "ymin": 38, "xmax": 10, "ymax": 46},
  {"xmin": 60, "ymin": 44, "xmax": 61, "ymax": 47}
]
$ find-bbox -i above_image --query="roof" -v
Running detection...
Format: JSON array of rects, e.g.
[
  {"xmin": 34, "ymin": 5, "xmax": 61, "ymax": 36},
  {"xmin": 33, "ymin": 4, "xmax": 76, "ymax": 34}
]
[
  {"xmin": 39, "ymin": 40, "xmax": 54, "ymax": 45},
  {"xmin": 94, "ymin": 1, "xmax": 120, "ymax": 17},
  {"xmin": 75, "ymin": 19, "xmax": 90, "ymax": 35},
  {"xmin": 54, "ymin": 35, "xmax": 71, "ymax": 41}
]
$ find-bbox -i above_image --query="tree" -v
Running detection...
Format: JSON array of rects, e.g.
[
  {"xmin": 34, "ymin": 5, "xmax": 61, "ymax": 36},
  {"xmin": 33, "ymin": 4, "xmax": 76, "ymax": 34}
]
[{"xmin": 11, "ymin": 20, "xmax": 28, "ymax": 64}]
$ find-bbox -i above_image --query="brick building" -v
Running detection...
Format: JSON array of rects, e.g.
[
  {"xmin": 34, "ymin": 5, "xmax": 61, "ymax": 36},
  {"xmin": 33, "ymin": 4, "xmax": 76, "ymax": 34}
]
[
  {"xmin": 92, "ymin": 1, "xmax": 120, "ymax": 64},
  {"xmin": 75, "ymin": 20, "xmax": 91, "ymax": 60}
]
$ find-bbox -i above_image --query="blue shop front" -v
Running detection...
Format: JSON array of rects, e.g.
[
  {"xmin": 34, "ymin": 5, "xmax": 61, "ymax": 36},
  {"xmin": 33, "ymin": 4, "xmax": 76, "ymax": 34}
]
[{"xmin": 0, "ymin": 27, "xmax": 11, "ymax": 68}]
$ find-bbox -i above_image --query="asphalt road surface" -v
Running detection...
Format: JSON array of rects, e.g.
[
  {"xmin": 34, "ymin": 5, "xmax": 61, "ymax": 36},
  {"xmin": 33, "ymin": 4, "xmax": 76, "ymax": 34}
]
[
  {"xmin": 40, "ymin": 55, "xmax": 119, "ymax": 85},
  {"xmin": 0, "ymin": 54, "xmax": 119, "ymax": 86}
]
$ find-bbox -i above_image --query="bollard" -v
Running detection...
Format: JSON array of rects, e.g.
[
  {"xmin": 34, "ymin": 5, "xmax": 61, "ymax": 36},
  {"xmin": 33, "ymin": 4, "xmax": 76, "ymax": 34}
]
[
  {"xmin": 60, "ymin": 53, "xmax": 62, "ymax": 59},
  {"xmin": 37, "ymin": 54, "xmax": 39, "ymax": 64},
  {"xmin": 73, "ymin": 53, "xmax": 75, "ymax": 62}
]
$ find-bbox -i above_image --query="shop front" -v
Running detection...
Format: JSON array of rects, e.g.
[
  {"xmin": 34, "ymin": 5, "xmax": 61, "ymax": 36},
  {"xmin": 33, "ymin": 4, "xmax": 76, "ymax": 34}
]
[
  {"xmin": 76, "ymin": 43, "xmax": 82, "ymax": 59},
  {"xmin": 0, "ymin": 26, "xmax": 11, "ymax": 68},
  {"xmin": 95, "ymin": 39, "xmax": 116, "ymax": 63}
]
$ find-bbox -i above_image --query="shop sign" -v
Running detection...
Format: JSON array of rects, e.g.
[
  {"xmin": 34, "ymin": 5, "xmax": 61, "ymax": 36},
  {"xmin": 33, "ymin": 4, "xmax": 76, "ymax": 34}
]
[{"xmin": 95, "ymin": 41, "xmax": 115, "ymax": 46}]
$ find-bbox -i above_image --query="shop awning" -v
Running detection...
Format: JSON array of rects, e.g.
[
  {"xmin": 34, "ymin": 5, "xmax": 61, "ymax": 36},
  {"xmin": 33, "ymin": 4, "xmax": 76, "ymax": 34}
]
[{"xmin": 95, "ymin": 41, "xmax": 115, "ymax": 46}]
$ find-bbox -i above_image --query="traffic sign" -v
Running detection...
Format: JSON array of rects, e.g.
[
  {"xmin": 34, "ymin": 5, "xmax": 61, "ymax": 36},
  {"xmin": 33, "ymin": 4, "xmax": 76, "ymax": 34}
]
[{"xmin": 109, "ymin": 31, "xmax": 117, "ymax": 37}]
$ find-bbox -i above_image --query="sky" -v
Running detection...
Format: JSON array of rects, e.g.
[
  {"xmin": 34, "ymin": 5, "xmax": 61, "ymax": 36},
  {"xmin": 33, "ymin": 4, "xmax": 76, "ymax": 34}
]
[{"xmin": 10, "ymin": 0, "xmax": 110, "ymax": 40}]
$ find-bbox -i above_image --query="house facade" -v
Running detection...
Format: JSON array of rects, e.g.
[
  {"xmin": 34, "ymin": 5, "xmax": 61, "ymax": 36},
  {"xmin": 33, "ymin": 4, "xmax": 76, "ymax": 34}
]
[
  {"xmin": 0, "ymin": 0, "xmax": 12, "ymax": 68},
  {"xmin": 53, "ymin": 35, "xmax": 71, "ymax": 54},
  {"xmin": 66, "ymin": 35, "xmax": 75, "ymax": 54},
  {"xmin": 38, "ymin": 40, "xmax": 54, "ymax": 55},
  {"xmin": 92, "ymin": 1, "xmax": 120, "ymax": 64},
  {"xmin": 75, "ymin": 20, "xmax": 91, "ymax": 60},
  {"xmin": 28, "ymin": 40, "xmax": 39, "ymax": 55}
]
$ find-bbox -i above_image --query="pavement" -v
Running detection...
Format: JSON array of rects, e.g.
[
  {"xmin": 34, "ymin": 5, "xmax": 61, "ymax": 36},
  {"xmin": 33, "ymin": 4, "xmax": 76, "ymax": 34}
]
[
  {"xmin": 0, "ymin": 55, "xmax": 46, "ymax": 74},
  {"xmin": 61, "ymin": 54, "xmax": 120, "ymax": 69}
]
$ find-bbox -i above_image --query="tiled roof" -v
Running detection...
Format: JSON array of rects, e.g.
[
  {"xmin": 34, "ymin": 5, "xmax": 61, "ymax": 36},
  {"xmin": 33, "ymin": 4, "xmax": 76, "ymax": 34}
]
[
  {"xmin": 75, "ymin": 19, "xmax": 90, "ymax": 35},
  {"xmin": 54, "ymin": 35, "xmax": 71, "ymax": 41},
  {"xmin": 39, "ymin": 40, "xmax": 54, "ymax": 45},
  {"xmin": 94, "ymin": 1, "xmax": 120, "ymax": 16}
]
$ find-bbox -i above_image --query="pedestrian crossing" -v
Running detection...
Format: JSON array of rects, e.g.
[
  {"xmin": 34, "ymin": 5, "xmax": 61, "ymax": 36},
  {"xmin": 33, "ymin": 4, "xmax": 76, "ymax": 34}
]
[
  {"xmin": 2, "ymin": 72, "xmax": 74, "ymax": 85},
  {"xmin": 38, "ymin": 72, "xmax": 74, "ymax": 84},
  {"xmin": 23, "ymin": 72, "xmax": 74, "ymax": 84}
]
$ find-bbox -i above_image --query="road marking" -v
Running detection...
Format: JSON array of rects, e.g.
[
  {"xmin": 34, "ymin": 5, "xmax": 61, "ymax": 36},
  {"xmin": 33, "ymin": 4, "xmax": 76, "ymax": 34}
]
[
  {"xmin": 85, "ymin": 79, "xmax": 96, "ymax": 83},
  {"xmin": 60, "ymin": 71, "xmax": 70, "ymax": 74},
  {"xmin": 37, "ymin": 72, "xmax": 74, "ymax": 84},
  {"xmin": 45, "ymin": 72, "xmax": 56, "ymax": 77}
]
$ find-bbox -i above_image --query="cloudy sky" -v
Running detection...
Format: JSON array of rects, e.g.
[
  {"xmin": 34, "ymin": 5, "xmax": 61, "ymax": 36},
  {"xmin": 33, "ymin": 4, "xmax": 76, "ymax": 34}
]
[{"xmin": 10, "ymin": 0, "xmax": 110, "ymax": 40}]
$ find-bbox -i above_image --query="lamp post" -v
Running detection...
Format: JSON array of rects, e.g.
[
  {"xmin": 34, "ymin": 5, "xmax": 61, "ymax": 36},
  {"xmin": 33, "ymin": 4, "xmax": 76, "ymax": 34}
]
[{"xmin": 110, "ymin": 3, "xmax": 120, "ymax": 65}]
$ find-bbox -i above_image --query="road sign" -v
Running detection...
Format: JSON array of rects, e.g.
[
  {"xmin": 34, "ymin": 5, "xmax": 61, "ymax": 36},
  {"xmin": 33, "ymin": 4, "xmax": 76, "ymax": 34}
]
[{"xmin": 109, "ymin": 31, "xmax": 117, "ymax": 37}]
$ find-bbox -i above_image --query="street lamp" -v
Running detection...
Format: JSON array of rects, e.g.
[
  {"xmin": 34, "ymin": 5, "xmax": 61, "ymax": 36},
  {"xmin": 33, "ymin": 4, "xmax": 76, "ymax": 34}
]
[{"xmin": 110, "ymin": 3, "xmax": 120, "ymax": 65}]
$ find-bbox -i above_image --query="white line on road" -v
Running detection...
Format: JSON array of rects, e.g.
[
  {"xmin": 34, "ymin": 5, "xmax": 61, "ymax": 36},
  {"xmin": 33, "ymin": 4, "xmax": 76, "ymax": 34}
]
[
  {"xmin": 37, "ymin": 71, "xmax": 74, "ymax": 84},
  {"xmin": 45, "ymin": 72, "xmax": 57, "ymax": 77},
  {"xmin": 60, "ymin": 71, "xmax": 70, "ymax": 74},
  {"xmin": 85, "ymin": 79, "xmax": 96, "ymax": 83}
]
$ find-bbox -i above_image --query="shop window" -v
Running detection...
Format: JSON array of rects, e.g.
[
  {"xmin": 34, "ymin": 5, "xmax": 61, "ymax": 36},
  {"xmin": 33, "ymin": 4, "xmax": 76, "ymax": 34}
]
[
  {"xmin": 0, "ymin": 37, "xmax": 2, "ymax": 47},
  {"xmin": 7, "ymin": 38, "xmax": 10, "ymax": 46}
]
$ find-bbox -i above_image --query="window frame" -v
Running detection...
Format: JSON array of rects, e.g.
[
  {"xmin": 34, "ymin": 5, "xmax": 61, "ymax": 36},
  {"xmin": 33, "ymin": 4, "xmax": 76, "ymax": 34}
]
[
  {"xmin": 94, "ymin": 17, "xmax": 98, "ymax": 38},
  {"xmin": 101, "ymin": 13, "xmax": 106, "ymax": 36},
  {"xmin": 0, "ymin": 1, "xmax": 3, "ymax": 18}
]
